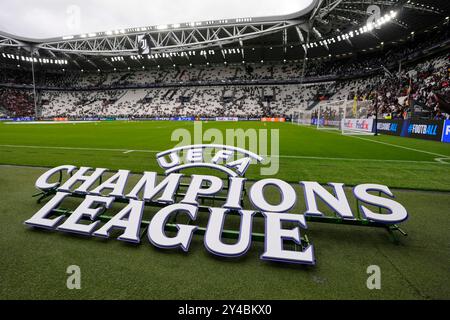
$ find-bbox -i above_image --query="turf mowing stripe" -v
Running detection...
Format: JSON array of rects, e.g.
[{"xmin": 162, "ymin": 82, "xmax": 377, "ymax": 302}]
[{"xmin": 0, "ymin": 144, "xmax": 442, "ymax": 164}]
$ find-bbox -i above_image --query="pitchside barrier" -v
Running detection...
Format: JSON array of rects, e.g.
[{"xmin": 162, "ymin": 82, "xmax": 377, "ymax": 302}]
[
  {"xmin": 2, "ymin": 117, "xmax": 276, "ymax": 123},
  {"xmin": 376, "ymin": 119, "xmax": 404, "ymax": 136},
  {"xmin": 292, "ymin": 100, "xmax": 449, "ymax": 142},
  {"xmin": 443, "ymin": 120, "xmax": 450, "ymax": 143},
  {"xmin": 377, "ymin": 119, "xmax": 449, "ymax": 143},
  {"xmin": 4, "ymin": 116, "xmax": 448, "ymax": 142},
  {"xmin": 341, "ymin": 118, "xmax": 374, "ymax": 135},
  {"xmin": 401, "ymin": 119, "xmax": 445, "ymax": 141}
]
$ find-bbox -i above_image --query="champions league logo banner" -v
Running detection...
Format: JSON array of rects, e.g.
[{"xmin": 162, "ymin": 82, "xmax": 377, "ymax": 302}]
[{"xmin": 24, "ymin": 145, "xmax": 408, "ymax": 266}]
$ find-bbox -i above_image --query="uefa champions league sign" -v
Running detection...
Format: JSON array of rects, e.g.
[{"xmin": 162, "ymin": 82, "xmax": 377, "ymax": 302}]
[{"xmin": 24, "ymin": 145, "xmax": 408, "ymax": 265}]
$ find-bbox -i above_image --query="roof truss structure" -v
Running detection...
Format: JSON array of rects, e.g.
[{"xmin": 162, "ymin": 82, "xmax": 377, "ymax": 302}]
[
  {"xmin": 0, "ymin": 0, "xmax": 448, "ymax": 70},
  {"xmin": 36, "ymin": 21, "xmax": 299, "ymax": 56}
]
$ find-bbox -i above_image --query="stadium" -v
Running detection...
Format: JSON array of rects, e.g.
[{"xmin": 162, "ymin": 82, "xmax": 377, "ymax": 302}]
[{"xmin": 0, "ymin": 0, "xmax": 449, "ymax": 302}]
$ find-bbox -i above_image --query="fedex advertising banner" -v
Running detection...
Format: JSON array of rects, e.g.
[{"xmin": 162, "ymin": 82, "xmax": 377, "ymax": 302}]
[
  {"xmin": 342, "ymin": 119, "xmax": 374, "ymax": 133},
  {"xmin": 402, "ymin": 119, "xmax": 444, "ymax": 141},
  {"xmin": 442, "ymin": 120, "xmax": 450, "ymax": 143},
  {"xmin": 216, "ymin": 117, "xmax": 239, "ymax": 122}
]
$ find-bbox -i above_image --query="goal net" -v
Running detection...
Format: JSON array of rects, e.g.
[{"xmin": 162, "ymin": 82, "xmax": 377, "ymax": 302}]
[
  {"xmin": 291, "ymin": 102, "xmax": 312, "ymax": 125},
  {"xmin": 340, "ymin": 99, "xmax": 375, "ymax": 135},
  {"xmin": 311, "ymin": 99, "xmax": 375, "ymax": 135},
  {"xmin": 292, "ymin": 110, "xmax": 313, "ymax": 125},
  {"xmin": 314, "ymin": 100, "xmax": 349, "ymax": 130}
]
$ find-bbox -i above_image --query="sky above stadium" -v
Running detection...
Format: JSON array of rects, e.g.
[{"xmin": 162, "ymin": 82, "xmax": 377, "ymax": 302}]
[{"xmin": 0, "ymin": 0, "xmax": 314, "ymax": 39}]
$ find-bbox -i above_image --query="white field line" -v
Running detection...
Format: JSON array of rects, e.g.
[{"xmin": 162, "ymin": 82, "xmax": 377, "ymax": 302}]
[
  {"xmin": 4, "ymin": 121, "xmax": 100, "ymax": 125},
  {"xmin": 0, "ymin": 144, "xmax": 159, "ymax": 153},
  {"xmin": 307, "ymin": 125, "xmax": 449, "ymax": 158},
  {"xmin": 263, "ymin": 155, "xmax": 439, "ymax": 164},
  {"xmin": 347, "ymin": 135, "xmax": 449, "ymax": 158},
  {"xmin": 0, "ymin": 144, "xmax": 443, "ymax": 164}
]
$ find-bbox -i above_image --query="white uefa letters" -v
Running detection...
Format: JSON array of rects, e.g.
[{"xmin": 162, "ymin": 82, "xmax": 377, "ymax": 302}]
[
  {"xmin": 35, "ymin": 165, "xmax": 77, "ymax": 191},
  {"xmin": 301, "ymin": 182, "xmax": 354, "ymax": 219},
  {"xmin": 211, "ymin": 150, "xmax": 233, "ymax": 164},
  {"xmin": 57, "ymin": 195, "xmax": 114, "ymax": 235},
  {"xmin": 157, "ymin": 152, "xmax": 180, "ymax": 169},
  {"xmin": 187, "ymin": 148, "xmax": 203, "ymax": 162},
  {"xmin": 93, "ymin": 199, "xmax": 145, "ymax": 243},
  {"xmin": 261, "ymin": 212, "xmax": 315, "ymax": 265},
  {"xmin": 148, "ymin": 203, "xmax": 198, "ymax": 251},
  {"xmin": 353, "ymin": 184, "xmax": 408, "ymax": 223},
  {"xmin": 249, "ymin": 179, "xmax": 296, "ymax": 213},
  {"xmin": 204, "ymin": 208, "xmax": 255, "ymax": 257},
  {"xmin": 181, "ymin": 175, "xmax": 223, "ymax": 205},
  {"xmin": 58, "ymin": 167, "xmax": 107, "ymax": 194},
  {"xmin": 226, "ymin": 157, "xmax": 252, "ymax": 176},
  {"xmin": 126, "ymin": 172, "xmax": 183, "ymax": 203}
]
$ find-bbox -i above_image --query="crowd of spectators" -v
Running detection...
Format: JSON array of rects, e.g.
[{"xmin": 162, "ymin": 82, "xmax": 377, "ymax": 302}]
[
  {"xmin": 0, "ymin": 88, "xmax": 34, "ymax": 117},
  {"xmin": 345, "ymin": 53, "xmax": 450, "ymax": 120},
  {"xmin": 0, "ymin": 28, "xmax": 448, "ymax": 119}
]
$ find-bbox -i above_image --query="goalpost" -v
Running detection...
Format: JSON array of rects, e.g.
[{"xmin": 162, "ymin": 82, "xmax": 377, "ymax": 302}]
[
  {"xmin": 340, "ymin": 99, "xmax": 375, "ymax": 136},
  {"xmin": 291, "ymin": 102, "xmax": 312, "ymax": 126},
  {"xmin": 310, "ymin": 99, "xmax": 375, "ymax": 135},
  {"xmin": 315, "ymin": 100, "xmax": 348, "ymax": 130},
  {"xmin": 291, "ymin": 99, "xmax": 375, "ymax": 136}
]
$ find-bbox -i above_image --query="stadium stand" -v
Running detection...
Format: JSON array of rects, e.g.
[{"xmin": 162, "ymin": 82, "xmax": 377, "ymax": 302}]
[{"xmin": 0, "ymin": 24, "xmax": 448, "ymax": 119}]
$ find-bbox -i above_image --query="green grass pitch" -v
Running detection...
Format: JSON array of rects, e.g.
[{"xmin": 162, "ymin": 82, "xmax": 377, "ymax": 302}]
[{"xmin": 0, "ymin": 120, "xmax": 449, "ymax": 299}]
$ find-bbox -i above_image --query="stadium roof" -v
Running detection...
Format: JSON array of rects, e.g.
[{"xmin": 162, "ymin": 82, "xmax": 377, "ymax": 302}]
[
  {"xmin": 0, "ymin": 0, "xmax": 317, "ymax": 39},
  {"xmin": 0, "ymin": 0, "xmax": 449, "ymax": 72}
]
